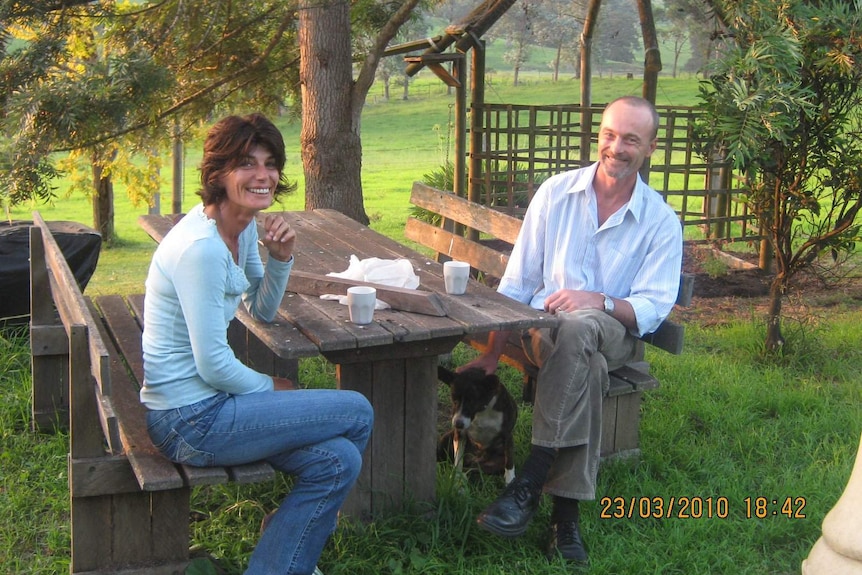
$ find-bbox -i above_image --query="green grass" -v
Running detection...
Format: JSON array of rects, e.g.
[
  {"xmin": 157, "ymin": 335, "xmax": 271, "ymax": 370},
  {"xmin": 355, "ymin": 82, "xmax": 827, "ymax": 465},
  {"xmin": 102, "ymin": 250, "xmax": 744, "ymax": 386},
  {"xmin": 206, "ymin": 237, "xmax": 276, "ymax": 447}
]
[{"xmin": 3, "ymin": 311, "xmax": 862, "ymax": 574}]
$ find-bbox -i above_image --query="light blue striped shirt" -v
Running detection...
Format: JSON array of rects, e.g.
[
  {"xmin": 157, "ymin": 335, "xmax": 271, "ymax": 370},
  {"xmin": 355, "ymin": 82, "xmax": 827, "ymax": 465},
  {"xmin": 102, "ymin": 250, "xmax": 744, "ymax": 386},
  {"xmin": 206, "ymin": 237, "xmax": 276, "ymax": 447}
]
[{"xmin": 498, "ymin": 163, "xmax": 683, "ymax": 336}]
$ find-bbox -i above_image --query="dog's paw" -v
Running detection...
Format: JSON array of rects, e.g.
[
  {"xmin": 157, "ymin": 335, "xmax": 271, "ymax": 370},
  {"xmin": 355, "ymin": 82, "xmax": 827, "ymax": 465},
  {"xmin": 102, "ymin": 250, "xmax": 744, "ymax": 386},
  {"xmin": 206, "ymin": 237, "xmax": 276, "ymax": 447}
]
[{"xmin": 503, "ymin": 467, "xmax": 516, "ymax": 485}]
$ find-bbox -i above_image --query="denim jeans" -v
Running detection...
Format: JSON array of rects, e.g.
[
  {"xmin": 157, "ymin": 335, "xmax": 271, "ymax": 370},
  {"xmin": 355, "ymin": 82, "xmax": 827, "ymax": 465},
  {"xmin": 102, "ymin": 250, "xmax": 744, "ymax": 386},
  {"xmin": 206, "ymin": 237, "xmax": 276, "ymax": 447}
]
[{"xmin": 146, "ymin": 389, "xmax": 374, "ymax": 575}]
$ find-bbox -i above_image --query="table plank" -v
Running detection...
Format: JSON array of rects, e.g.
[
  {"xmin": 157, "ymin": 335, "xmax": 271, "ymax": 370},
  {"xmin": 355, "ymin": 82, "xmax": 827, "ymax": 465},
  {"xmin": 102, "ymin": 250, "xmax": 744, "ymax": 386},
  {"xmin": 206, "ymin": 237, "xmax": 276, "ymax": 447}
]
[{"xmin": 287, "ymin": 270, "xmax": 448, "ymax": 317}]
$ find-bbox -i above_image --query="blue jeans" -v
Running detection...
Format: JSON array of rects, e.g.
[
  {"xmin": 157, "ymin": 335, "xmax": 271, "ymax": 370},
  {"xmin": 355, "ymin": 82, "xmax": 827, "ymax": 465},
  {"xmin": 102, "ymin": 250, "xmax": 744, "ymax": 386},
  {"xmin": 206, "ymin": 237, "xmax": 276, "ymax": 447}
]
[{"xmin": 146, "ymin": 389, "xmax": 374, "ymax": 575}]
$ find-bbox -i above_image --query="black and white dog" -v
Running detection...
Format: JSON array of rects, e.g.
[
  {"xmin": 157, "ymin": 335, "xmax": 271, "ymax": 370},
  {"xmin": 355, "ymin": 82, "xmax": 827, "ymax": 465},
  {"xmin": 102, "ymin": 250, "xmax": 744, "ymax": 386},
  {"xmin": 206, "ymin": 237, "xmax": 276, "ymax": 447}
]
[{"xmin": 437, "ymin": 365, "xmax": 518, "ymax": 484}]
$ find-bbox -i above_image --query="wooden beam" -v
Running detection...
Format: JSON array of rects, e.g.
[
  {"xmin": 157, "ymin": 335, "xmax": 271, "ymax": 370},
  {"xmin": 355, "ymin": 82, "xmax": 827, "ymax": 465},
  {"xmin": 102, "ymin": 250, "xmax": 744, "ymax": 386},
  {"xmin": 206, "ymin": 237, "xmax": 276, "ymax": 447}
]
[{"xmin": 287, "ymin": 270, "xmax": 449, "ymax": 317}]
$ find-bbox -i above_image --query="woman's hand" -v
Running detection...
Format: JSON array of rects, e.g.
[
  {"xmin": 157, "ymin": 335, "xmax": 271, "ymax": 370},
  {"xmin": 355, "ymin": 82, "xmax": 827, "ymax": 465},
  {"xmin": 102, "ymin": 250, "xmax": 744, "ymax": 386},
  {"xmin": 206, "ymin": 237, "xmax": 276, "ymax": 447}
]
[{"xmin": 260, "ymin": 213, "xmax": 296, "ymax": 262}]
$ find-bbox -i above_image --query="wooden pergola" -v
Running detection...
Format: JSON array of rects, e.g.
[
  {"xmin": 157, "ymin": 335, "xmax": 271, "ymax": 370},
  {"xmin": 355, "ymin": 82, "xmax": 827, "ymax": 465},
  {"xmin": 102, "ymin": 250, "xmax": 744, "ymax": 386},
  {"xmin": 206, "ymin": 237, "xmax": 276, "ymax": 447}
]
[{"xmin": 383, "ymin": 0, "xmax": 665, "ymax": 202}]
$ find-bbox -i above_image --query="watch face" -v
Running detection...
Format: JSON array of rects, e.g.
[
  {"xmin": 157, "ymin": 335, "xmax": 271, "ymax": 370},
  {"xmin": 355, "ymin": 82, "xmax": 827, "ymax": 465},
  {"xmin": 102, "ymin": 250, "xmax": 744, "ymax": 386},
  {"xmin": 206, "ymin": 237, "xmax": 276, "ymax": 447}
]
[{"xmin": 604, "ymin": 294, "xmax": 614, "ymax": 313}]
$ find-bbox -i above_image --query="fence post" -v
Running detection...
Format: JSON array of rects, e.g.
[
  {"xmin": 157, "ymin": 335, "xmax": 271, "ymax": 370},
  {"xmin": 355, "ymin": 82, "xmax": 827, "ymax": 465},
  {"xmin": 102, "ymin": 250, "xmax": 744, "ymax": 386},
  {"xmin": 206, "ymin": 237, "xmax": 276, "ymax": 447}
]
[{"xmin": 704, "ymin": 151, "xmax": 729, "ymax": 240}]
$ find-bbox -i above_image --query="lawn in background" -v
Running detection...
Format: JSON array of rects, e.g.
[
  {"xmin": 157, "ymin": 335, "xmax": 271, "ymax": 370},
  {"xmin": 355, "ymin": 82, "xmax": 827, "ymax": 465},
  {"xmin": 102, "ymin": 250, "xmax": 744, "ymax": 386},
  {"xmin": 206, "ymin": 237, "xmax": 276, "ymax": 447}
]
[{"xmin": 6, "ymin": 75, "xmax": 702, "ymax": 295}]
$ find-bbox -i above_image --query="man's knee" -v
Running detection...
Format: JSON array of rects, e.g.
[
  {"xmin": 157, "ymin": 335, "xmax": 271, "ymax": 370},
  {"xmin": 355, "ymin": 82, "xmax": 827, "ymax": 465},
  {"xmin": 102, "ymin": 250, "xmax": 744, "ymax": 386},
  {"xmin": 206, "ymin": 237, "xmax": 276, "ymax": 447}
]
[{"xmin": 556, "ymin": 310, "xmax": 605, "ymax": 348}]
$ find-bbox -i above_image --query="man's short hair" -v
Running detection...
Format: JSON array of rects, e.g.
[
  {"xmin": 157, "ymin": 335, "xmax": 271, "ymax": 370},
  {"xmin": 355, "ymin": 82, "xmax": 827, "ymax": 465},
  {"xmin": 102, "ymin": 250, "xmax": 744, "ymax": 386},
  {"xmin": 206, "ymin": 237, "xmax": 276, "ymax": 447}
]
[{"xmin": 605, "ymin": 96, "xmax": 660, "ymax": 140}]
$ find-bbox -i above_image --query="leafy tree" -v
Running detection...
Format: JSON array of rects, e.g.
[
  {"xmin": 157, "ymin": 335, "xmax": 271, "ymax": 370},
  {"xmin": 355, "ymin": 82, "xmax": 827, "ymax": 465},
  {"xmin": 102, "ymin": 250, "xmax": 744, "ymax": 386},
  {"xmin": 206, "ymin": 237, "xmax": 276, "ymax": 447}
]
[
  {"xmin": 370, "ymin": 15, "xmax": 426, "ymax": 101},
  {"xmin": 594, "ymin": 0, "xmax": 639, "ymax": 67},
  {"xmin": 492, "ymin": 0, "xmax": 539, "ymax": 86},
  {"xmin": 654, "ymin": 0, "xmax": 715, "ymax": 77},
  {"xmin": 531, "ymin": 0, "xmax": 587, "ymax": 81},
  {"xmin": 696, "ymin": 0, "xmax": 862, "ymax": 351},
  {"xmin": 2, "ymin": 0, "xmax": 427, "ymax": 233},
  {"xmin": 0, "ymin": 1, "xmax": 299, "ymax": 239}
]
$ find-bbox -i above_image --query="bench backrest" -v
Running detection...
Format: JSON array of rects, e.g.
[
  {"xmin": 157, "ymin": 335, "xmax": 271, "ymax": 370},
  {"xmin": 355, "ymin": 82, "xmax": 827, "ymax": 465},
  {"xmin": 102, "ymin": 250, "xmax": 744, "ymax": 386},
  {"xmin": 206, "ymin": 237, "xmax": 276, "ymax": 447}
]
[
  {"xmin": 31, "ymin": 213, "xmax": 195, "ymax": 492},
  {"xmin": 30, "ymin": 211, "xmax": 121, "ymax": 456},
  {"xmin": 406, "ymin": 182, "xmax": 694, "ymax": 355}
]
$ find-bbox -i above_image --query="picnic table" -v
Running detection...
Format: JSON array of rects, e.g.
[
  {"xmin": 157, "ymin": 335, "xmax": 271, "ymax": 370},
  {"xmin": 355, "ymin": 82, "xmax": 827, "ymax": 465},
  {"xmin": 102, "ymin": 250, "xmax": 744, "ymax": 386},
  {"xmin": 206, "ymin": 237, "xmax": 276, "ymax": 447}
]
[{"xmin": 139, "ymin": 208, "xmax": 556, "ymax": 518}]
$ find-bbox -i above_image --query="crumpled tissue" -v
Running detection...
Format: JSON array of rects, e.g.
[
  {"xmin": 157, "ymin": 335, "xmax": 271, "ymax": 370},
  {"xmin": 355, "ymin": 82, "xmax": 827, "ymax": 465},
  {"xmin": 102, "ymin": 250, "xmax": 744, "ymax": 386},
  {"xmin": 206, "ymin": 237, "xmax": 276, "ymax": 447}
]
[{"xmin": 320, "ymin": 255, "xmax": 420, "ymax": 310}]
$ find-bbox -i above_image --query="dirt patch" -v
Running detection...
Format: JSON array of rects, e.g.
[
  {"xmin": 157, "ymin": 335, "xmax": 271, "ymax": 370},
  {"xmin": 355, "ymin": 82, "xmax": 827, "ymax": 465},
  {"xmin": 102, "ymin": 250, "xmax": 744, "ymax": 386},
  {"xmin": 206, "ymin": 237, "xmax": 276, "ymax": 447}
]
[
  {"xmin": 680, "ymin": 245, "xmax": 862, "ymax": 326},
  {"xmin": 684, "ymin": 245, "xmax": 771, "ymax": 298}
]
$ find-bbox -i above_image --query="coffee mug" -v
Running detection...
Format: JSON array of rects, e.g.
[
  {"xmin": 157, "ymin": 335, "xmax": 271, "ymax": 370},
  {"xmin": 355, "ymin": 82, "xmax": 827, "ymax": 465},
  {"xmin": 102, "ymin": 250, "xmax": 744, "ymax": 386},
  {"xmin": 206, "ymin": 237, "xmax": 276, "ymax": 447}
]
[
  {"xmin": 347, "ymin": 286, "xmax": 376, "ymax": 324},
  {"xmin": 443, "ymin": 261, "xmax": 470, "ymax": 295}
]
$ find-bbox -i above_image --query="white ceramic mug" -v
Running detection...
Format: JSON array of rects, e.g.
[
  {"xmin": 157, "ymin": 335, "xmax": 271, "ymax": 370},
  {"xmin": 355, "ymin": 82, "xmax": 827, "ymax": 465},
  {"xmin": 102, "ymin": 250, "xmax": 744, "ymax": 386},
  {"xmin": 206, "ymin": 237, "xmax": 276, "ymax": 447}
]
[
  {"xmin": 443, "ymin": 261, "xmax": 470, "ymax": 295},
  {"xmin": 347, "ymin": 286, "xmax": 376, "ymax": 324}
]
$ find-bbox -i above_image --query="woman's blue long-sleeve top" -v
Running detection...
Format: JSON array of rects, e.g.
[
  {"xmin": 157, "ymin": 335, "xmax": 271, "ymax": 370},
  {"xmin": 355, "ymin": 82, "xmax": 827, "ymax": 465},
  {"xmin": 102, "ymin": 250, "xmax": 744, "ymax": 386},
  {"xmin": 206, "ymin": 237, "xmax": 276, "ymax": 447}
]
[{"xmin": 141, "ymin": 204, "xmax": 293, "ymax": 410}]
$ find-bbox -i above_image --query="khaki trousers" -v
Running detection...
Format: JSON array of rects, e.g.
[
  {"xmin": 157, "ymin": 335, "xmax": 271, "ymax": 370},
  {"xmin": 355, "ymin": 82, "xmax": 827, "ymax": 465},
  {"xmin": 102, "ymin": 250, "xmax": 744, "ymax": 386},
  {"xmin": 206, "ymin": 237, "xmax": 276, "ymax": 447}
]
[{"xmin": 521, "ymin": 309, "xmax": 637, "ymax": 500}]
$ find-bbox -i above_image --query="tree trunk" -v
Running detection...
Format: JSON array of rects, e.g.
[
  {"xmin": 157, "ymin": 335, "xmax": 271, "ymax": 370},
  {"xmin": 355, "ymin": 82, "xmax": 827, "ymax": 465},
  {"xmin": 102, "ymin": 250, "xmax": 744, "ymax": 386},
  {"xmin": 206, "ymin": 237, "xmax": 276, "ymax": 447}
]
[
  {"xmin": 91, "ymin": 159, "xmax": 115, "ymax": 243},
  {"xmin": 172, "ymin": 120, "xmax": 183, "ymax": 215},
  {"xmin": 765, "ymin": 272, "xmax": 786, "ymax": 351},
  {"xmin": 298, "ymin": 0, "xmax": 368, "ymax": 225},
  {"xmin": 553, "ymin": 43, "xmax": 562, "ymax": 82}
]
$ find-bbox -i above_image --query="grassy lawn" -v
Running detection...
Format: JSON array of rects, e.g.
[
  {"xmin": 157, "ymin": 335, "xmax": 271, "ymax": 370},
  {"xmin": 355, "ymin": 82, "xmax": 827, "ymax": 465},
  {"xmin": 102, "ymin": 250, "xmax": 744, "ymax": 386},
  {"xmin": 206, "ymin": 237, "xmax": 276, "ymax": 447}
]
[
  {"xmin": 3, "ymin": 72, "xmax": 862, "ymax": 574},
  {"xmin": 3, "ymin": 311, "xmax": 862, "ymax": 574}
]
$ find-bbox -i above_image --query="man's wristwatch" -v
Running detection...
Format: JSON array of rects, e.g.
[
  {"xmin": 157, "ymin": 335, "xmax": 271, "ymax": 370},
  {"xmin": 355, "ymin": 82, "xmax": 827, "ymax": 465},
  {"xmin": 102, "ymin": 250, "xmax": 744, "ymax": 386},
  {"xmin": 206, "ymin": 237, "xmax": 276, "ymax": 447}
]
[{"xmin": 601, "ymin": 293, "xmax": 615, "ymax": 314}]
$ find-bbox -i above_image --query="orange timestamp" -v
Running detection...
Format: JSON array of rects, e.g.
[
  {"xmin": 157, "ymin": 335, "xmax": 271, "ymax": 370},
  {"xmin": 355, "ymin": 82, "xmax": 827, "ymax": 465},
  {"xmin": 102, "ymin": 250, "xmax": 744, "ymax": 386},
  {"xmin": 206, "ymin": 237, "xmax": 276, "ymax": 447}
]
[{"xmin": 599, "ymin": 496, "xmax": 807, "ymax": 520}]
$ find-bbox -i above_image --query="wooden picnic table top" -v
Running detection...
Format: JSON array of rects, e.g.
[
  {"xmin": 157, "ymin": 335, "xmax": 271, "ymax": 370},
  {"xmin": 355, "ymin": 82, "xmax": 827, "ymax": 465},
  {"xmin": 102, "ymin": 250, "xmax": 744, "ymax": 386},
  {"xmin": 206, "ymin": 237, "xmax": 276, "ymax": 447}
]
[
  {"xmin": 138, "ymin": 209, "xmax": 556, "ymax": 359},
  {"xmin": 139, "ymin": 208, "xmax": 557, "ymax": 517}
]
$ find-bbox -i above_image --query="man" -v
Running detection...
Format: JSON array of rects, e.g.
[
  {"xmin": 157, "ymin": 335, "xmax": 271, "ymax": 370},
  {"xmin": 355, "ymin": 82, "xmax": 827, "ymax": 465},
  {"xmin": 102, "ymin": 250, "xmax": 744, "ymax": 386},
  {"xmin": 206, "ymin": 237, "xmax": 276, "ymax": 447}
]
[{"xmin": 462, "ymin": 96, "xmax": 683, "ymax": 564}]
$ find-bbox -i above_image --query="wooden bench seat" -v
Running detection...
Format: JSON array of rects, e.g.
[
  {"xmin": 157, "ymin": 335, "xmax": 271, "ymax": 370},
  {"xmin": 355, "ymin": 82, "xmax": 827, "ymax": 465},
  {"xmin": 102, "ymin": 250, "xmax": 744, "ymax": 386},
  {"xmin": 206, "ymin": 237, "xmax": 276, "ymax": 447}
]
[
  {"xmin": 29, "ymin": 212, "xmax": 294, "ymax": 574},
  {"xmin": 405, "ymin": 182, "xmax": 694, "ymax": 458}
]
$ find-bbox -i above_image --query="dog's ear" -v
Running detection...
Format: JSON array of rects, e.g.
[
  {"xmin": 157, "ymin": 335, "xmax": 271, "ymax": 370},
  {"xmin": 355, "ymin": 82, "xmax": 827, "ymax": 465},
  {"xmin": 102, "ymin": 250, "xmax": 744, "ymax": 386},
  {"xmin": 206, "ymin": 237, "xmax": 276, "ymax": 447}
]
[{"xmin": 437, "ymin": 365, "xmax": 456, "ymax": 385}]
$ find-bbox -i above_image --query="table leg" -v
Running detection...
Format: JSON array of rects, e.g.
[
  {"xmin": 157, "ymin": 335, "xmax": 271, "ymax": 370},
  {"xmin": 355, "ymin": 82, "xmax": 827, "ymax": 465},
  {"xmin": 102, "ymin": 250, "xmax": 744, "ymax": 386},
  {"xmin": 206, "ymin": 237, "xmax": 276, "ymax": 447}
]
[{"xmin": 327, "ymin": 337, "xmax": 461, "ymax": 520}]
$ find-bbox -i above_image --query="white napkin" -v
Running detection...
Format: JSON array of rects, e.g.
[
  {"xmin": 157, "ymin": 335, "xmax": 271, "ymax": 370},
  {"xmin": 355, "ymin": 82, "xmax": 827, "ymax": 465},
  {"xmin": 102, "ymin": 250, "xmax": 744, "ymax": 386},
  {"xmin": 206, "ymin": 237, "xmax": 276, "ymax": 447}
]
[{"xmin": 320, "ymin": 255, "xmax": 421, "ymax": 309}]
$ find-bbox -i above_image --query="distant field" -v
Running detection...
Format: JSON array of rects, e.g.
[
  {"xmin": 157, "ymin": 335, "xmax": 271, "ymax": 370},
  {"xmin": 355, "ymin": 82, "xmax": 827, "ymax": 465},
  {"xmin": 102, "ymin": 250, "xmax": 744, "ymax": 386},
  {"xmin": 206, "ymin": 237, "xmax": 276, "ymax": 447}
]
[{"xmin": 6, "ymin": 74, "xmax": 702, "ymax": 294}]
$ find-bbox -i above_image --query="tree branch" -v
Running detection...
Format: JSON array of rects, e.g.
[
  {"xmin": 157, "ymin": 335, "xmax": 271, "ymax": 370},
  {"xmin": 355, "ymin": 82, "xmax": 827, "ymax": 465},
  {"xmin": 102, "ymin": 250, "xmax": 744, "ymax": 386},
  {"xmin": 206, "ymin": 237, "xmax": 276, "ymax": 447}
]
[
  {"xmin": 353, "ymin": 0, "xmax": 423, "ymax": 106},
  {"xmin": 52, "ymin": 10, "xmax": 298, "ymax": 152}
]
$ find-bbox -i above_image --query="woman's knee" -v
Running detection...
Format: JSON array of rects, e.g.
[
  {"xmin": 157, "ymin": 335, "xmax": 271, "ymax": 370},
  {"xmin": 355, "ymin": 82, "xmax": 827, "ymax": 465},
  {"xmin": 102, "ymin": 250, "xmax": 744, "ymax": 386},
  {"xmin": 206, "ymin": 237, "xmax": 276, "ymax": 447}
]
[
  {"xmin": 340, "ymin": 441, "xmax": 364, "ymax": 484},
  {"xmin": 315, "ymin": 437, "xmax": 364, "ymax": 487},
  {"xmin": 352, "ymin": 390, "xmax": 374, "ymax": 426},
  {"xmin": 344, "ymin": 390, "xmax": 374, "ymax": 441}
]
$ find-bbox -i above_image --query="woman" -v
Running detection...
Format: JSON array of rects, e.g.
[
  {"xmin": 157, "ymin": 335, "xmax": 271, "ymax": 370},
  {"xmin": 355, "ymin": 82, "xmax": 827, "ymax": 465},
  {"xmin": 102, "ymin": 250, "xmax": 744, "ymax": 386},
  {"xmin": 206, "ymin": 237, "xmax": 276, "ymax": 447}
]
[{"xmin": 141, "ymin": 113, "xmax": 373, "ymax": 575}]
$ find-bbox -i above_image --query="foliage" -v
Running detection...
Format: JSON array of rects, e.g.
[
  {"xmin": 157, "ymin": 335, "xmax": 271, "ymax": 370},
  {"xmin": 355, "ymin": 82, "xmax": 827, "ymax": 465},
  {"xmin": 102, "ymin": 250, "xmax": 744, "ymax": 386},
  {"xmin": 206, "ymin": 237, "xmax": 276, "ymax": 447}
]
[
  {"xmin": 1, "ymin": 5, "xmax": 171, "ymax": 207},
  {"xmin": 695, "ymin": 0, "xmax": 862, "ymax": 349},
  {"xmin": 592, "ymin": 0, "xmax": 640, "ymax": 65},
  {"xmin": 407, "ymin": 162, "xmax": 455, "ymax": 225},
  {"xmin": 0, "ymin": 0, "xmax": 302, "ymax": 236},
  {"xmin": 655, "ymin": 0, "xmax": 715, "ymax": 77}
]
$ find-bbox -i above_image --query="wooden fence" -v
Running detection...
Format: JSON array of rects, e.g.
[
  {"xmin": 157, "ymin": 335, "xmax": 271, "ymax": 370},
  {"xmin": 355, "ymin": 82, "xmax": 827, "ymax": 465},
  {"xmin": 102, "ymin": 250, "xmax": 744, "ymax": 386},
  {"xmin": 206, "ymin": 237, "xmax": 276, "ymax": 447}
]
[{"xmin": 470, "ymin": 103, "xmax": 760, "ymax": 245}]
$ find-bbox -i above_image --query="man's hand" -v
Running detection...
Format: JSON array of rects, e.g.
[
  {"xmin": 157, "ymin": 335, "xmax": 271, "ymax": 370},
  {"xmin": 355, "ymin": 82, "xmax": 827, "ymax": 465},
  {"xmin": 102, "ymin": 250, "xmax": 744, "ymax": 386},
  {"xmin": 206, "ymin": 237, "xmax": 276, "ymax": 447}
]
[
  {"xmin": 458, "ymin": 353, "xmax": 500, "ymax": 375},
  {"xmin": 459, "ymin": 329, "xmax": 511, "ymax": 375},
  {"xmin": 545, "ymin": 288, "xmax": 637, "ymax": 331},
  {"xmin": 272, "ymin": 376, "xmax": 298, "ymax": 391},
  {"xmin": 543, "ymin": 289, "xmax": 602, "ymax": 314},
  {"xmin": 260, "ymin": 214, "xmax": 296, "ymax": 262}
]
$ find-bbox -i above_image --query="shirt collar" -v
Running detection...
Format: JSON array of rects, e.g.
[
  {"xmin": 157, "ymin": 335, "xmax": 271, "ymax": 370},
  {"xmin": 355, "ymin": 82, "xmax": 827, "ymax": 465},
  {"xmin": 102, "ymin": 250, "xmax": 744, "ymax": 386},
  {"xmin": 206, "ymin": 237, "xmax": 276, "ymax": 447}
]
[{"xmin": 566, "ymin": 162, "xmax": 648, "ymax": 223}]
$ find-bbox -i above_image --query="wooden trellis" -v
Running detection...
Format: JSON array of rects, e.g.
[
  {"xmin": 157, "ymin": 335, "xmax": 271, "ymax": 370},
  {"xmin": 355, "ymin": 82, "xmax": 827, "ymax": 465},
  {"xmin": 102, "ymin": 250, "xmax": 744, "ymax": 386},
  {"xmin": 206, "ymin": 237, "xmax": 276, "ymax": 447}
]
[{"xmin": 470, "ymin": 103, "xmax": 760, "ymax": 245}]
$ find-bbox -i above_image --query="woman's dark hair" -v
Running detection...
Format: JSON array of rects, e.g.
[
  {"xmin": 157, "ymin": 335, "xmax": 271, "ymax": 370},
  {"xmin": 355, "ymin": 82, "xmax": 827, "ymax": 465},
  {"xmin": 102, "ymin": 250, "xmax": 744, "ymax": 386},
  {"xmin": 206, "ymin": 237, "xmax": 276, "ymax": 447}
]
[{"xmin": 198, "ymin": 113, "xmax": 297, "ymax": 205}]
